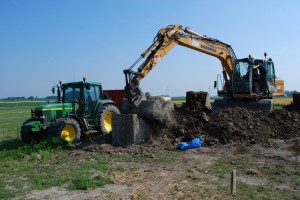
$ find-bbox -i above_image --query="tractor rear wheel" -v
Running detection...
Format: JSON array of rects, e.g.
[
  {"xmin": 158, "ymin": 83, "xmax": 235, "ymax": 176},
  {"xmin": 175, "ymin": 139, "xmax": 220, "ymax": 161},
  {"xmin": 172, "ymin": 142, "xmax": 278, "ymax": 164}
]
[
  {"xmin": 98, "ymin": 104, "xmax": 120, "ymax": 135},
  {"xmin": 48, "ymin": 118, "xmax": 81, "ymax": 143}
]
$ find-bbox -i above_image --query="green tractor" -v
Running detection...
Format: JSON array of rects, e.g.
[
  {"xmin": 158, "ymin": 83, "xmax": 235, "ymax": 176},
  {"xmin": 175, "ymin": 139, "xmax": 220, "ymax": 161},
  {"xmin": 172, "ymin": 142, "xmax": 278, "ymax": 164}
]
[{"xmin": 20, "ymin": 78, "xmax": 120, "ymax": 143}]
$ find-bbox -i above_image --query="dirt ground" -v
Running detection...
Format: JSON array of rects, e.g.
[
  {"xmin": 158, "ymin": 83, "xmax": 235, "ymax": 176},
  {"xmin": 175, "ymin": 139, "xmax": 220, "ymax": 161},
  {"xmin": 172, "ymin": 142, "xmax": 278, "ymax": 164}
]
[
  {"xmin": 24, "ymin": 138, "xmax": 300, "ymax": 200},
  {"xmin": 23, "ymin": 92, "xmax": 300, "ymax": 199}
]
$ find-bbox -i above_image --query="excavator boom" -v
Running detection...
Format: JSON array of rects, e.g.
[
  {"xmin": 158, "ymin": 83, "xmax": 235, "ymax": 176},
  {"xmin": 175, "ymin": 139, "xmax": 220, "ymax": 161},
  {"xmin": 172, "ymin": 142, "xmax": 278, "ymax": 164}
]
[{"xmin": 124, "ymin": 24, "xmax": 236, "ymax": 108}]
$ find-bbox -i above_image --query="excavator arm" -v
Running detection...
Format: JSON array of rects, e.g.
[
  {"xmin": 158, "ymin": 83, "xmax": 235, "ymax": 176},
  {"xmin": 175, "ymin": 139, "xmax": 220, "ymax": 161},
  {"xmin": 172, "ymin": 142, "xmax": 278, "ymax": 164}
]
[{"xmin": 124, "ymin": 24, "xmax": 237, "ymax": 108}]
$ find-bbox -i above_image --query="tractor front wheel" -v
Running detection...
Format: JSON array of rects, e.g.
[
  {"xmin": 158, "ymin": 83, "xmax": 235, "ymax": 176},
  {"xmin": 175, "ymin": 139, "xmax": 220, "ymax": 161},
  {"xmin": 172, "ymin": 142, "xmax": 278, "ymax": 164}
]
[
  {"xmin": 49, "ymin": 118, "xmax": 81, "ymax": 143},
  {"xmin": 21, "ymin": 130, "xmax": 46, "ymax": 144},
  {"xmin": 98, "ymin": 104, "xmax": 120, "ymax": 135}
]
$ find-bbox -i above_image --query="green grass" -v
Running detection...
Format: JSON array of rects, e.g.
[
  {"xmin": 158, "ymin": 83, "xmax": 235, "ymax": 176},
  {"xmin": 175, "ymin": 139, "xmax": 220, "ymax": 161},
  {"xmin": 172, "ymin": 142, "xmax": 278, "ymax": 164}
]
[
  {"xmin": 192, "ymin": 161, "xmax": 300, "ymax": 200},
  {"xmin": 0, "ymin": 138, "xmax": 118, "ymax": 199},
  {"xmin": 0, "ymin": 138, "xmax": 299, "ymax": 199},
  {"xmin": 196, "ymin": 162, "xmax": 233, "ymax": 179},
  {"xmin": 0, "ymin": 138, "xmax": 180, "ymax": 199},
  {"xmin": 230, "ymin": 182, "xmax": 299, "ymax": 200},
  {"xmin": 259, "ymin": 163, "xmax": 300, "ymax": 186},
  {"xmin": 273, "ymin": 97, "xmax": 293, "ymax": 110},
  {"xmin": 0, "ymin": 100, "xmax": 53, "ymax": 140}
]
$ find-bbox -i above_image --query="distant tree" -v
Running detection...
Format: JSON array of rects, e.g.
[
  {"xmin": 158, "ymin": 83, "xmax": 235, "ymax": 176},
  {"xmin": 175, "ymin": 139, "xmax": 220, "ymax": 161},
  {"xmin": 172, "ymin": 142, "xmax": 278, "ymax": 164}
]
[
  {"xmin": 284, "ymin": 90, "xmax": 298, "ymax": 97},
  {"xmin": 28, "ymin": 96, "xmax": 35, "ymax": 100},
  {"xmin": 45, "ymin": 96, "xmax": 57, "ymax": 100}
]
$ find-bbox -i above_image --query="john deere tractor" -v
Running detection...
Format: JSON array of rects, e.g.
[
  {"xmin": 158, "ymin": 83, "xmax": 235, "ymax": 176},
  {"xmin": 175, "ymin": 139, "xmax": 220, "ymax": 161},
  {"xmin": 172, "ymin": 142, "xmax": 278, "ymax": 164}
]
[{"xmin": 20, "ymin": 78, "xmax": 120, "ymax": 143}]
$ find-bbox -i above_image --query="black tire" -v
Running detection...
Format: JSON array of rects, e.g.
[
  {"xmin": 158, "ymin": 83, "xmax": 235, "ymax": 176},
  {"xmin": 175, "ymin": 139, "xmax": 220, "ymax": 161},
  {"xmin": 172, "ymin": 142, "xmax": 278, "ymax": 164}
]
[
  {"xmin": 20, "ymin": 119, "xmax": 45, "ymax": 143},
  {"xmin": 21, "ymin": 130, "xmax": 46, "ymax": 144},
  {"xmin": 20, "ymin": 131, "xmax": 33, "ymax": 143},
  {"xmin": 98, "ymin": 104, "xmax": 120, "ymax": 135},
  {"xmin": 48, "ymin": 118, "xmax": 81, "ymax": 143}
]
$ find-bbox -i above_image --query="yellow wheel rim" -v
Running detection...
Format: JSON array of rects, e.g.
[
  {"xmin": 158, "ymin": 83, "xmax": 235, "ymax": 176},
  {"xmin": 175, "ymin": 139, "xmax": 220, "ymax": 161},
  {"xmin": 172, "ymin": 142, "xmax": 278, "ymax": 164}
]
[
  {"xmin": 104, "ymin": 112, "xmax": 113, "ymax": 133},
  {"xmin": 61, "ymin": 125, "xmax": 76, "ymax": 142}
]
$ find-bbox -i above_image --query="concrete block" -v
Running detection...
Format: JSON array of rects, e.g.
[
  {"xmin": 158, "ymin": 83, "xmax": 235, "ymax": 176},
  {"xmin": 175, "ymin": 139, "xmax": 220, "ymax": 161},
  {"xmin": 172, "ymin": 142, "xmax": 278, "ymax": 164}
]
[{"xmin": 112, "ymin": 114, "xmax": 152, "ymax": 146}]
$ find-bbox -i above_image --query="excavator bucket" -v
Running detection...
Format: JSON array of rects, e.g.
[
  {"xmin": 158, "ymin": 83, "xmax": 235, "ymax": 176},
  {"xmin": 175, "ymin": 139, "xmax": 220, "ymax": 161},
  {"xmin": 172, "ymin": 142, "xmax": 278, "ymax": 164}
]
[
  {"xmin": 212, "ymin": 97, "xmax": 273, "ymax": 113},
  {"xmin": 122, "ymin": 97, "xmax": 174, "ymax": 121},
  {"xmin": 138, "ymin": 98, "xmax": 174, "ymax": 121}
]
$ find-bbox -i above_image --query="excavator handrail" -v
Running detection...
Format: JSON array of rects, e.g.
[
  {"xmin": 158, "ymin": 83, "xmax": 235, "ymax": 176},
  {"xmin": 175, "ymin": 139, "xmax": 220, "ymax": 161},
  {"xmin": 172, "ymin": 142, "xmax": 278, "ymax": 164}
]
[{"xmin": 180, "ymin": 30, "xmax": 237, "ymax": 60}]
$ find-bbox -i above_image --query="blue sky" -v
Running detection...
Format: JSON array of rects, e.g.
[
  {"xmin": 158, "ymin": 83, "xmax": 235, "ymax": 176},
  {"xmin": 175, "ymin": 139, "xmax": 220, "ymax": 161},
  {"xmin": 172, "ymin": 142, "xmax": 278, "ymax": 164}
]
[{"xmin": 0, "ymin": 0, "xmax": 299, "ymax": 98}]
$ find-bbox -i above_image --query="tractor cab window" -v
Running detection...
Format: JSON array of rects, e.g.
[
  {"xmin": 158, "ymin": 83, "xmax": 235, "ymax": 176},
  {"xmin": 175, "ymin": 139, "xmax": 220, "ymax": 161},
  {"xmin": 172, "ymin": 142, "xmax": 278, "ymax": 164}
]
[
  {"xmin": 64, "ymin": 85, "xmax": 82, "ymax": 103},
  {"xmin": 84, "ymin": 85, "xmax": 100, "ymax": 116},
  {"xmin": 84, "ymin": 85, "xmax": 97, "ymax": 103},
  {"xmin": 96, "ymin": 85, "xmax": 102, "ymax": 100}
]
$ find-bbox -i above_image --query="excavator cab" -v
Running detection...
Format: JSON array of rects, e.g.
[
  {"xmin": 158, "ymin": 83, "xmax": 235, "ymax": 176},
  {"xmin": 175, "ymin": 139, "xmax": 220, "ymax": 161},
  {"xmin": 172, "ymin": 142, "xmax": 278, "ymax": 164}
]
[
  {"xmin": 232, "ymin": 58, "xmax": 252, "ymax": 94},
  {"xmin": 232, "ymin": 57, "xmax": 276, "ymax": 97},
  {"xmin": 213, "ymin": 57, "xmax": 276, "ymax": 112}
]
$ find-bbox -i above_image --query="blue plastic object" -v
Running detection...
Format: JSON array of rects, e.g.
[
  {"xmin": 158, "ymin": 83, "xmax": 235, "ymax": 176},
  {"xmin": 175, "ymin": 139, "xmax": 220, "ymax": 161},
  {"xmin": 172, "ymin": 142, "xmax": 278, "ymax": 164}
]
[{"xmin": 178, "ymin": 138, "xmax": 202, "ymax": 150}]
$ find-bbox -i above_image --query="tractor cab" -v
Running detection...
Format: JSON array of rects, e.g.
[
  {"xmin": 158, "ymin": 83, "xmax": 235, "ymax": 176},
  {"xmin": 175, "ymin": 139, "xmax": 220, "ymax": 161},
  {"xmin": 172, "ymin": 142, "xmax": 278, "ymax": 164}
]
[{"xmin": 58, "ymin": 79, "xmax": 104, "ymax": 126}]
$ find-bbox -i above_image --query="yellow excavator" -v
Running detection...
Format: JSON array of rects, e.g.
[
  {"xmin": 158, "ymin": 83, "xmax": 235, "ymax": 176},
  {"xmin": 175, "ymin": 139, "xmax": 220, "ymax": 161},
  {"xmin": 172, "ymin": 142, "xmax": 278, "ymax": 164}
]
[{"xmin": 123, "ymin": 24, "xmax": 284, "ymax": 120}]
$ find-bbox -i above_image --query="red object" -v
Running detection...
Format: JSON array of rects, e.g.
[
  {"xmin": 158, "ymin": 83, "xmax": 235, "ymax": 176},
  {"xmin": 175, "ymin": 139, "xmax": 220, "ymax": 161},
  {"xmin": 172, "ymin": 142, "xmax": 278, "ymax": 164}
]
[{"xmin": 104, "ymin": 90, "xmax": 126, "ymax": 109}]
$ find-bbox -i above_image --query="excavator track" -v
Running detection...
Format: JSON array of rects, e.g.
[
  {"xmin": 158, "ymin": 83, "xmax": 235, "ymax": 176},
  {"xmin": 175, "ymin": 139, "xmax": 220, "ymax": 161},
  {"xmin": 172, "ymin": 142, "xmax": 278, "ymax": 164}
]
[{"xmin": 212, "ymin": 97, "xmax": 273, "ymax": 113}]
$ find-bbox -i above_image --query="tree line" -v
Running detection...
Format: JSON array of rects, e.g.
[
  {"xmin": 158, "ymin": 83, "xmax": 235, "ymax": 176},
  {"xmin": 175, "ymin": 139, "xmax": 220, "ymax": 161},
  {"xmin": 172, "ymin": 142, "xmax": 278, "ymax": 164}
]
[{"xmin": 2, "ymin": 96, "xmax": 57, "ymax": 100}]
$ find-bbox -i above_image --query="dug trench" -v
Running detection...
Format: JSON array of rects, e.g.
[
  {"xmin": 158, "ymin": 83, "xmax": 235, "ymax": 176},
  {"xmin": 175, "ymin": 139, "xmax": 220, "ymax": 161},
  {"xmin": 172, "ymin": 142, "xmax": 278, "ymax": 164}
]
[{"xmin": 24, "ymin": 91, "xmax": 300, "ymax": 199}]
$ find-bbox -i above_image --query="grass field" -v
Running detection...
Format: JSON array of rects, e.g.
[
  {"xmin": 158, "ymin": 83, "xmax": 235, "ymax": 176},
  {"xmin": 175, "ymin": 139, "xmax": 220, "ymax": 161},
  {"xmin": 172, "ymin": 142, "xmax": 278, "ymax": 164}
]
[
  {"xmin": 0, "ymin": 139, "xmax": 178, "ymax": 199},
  {"xmin": 0, "ymin": 100, "xmax": 53, "ymax": 140}
]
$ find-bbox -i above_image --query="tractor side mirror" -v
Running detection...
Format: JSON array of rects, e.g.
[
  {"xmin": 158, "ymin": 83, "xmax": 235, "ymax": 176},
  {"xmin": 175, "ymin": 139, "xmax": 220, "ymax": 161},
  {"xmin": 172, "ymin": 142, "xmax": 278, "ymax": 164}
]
[{"xmin": 52, "ymin": 87, "xmax": 55, "ymax": 94}]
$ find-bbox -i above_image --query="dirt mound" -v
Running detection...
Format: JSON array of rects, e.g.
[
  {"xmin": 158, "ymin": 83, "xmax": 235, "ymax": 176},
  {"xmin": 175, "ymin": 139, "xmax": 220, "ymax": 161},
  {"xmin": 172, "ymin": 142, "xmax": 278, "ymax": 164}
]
[
  {"xmin": 82, "ymin": 92, "xmax": 300, "ymax": 150},
  {"xmin": 202, "ymin": 107, "xmax": 300, "ymax": 145},
  {"xmin": 171, "ymin": 92, "xmax": 300, "ymax": 146}
]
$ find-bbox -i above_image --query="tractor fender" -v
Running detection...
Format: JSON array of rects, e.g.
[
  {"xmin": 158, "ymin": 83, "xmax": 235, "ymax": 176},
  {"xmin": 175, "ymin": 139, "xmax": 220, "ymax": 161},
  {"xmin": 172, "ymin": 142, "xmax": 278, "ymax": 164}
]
[{"xmin": 94, "ymin": 101, "xmax": 118, "ymax": 116}]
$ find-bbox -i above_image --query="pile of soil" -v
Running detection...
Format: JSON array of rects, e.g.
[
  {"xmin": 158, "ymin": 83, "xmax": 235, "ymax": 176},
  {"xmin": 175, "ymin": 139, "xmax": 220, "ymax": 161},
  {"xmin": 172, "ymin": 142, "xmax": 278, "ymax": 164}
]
[
  {"xmin": 202, "ymin": 108, "xmax": 300, "ymax": 145},
  {"xmin": 171, "ymin": 92, "xmax": 300, "ymax": 147},
  {"xmin": 82, "ymin": 91, "xmax": 300, "ymax": 152}
]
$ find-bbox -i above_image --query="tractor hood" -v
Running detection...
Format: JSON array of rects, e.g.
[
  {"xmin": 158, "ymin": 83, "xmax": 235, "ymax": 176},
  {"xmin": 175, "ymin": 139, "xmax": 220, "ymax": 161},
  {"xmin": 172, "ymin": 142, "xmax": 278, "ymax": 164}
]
[
  {"xmin": 34, "ymin": 103, "xmax": 73, "ymax": 112},
  {"xmin": 32, "ymin": 103, "xmax": 75, "ymax": 123}
]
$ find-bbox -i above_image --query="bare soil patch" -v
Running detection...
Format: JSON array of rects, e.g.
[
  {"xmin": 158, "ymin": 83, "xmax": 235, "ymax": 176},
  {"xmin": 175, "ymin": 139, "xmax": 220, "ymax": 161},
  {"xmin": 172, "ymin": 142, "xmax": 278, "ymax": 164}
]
[{"xmin": 23, "ymin": 138, "xmax": 299, "ymax": 200}]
